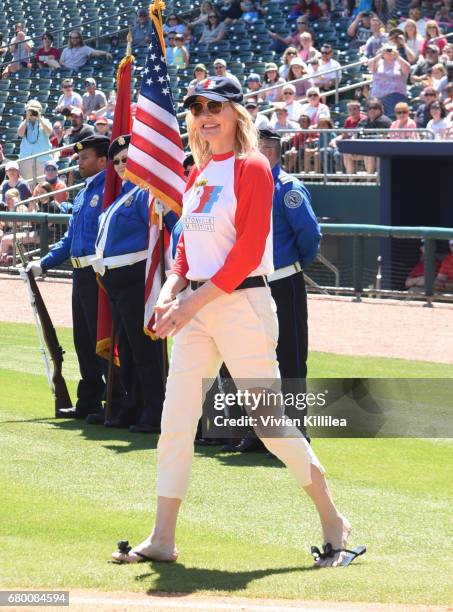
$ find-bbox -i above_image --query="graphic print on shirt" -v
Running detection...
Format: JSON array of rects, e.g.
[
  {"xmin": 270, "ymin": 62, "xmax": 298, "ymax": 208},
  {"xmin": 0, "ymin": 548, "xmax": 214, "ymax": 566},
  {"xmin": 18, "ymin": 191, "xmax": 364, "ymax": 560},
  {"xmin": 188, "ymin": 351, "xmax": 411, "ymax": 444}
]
[{"xmin": 184, "ymin": 185, "xmax": 223, "ymax": 232}]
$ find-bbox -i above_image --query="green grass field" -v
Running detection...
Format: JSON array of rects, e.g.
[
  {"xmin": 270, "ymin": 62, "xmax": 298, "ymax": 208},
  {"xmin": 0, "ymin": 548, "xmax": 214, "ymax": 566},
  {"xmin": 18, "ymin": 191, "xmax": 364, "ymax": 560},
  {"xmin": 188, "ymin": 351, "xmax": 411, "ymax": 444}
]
[{"xmin": 0, "ymin": 321, "xmax": 452, "ymax": 605}]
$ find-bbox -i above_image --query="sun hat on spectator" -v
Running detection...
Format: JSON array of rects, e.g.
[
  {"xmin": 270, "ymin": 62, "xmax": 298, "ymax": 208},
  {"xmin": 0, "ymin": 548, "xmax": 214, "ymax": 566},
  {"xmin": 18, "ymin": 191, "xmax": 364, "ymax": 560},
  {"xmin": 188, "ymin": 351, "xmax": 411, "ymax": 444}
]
[
  {"xmin": 290, "ymin": 57, "xmax": 306, "ymax": 69},
  {"xmin": 309, "ymin": 57, "xmax": 319, "ymax": 65},
  {"xmin": 44, "ymin": 160, "xmax": 58, "ymax": 170},
  {"xmin": 245, "ymin": 99, "xmax": 258, "ymax": 108},
  {"xmin": 283, "ymin": 83, "xmax": 296, "ymax": 93},
  {"xmin": 85, "ymin": 77, "xmax": 96, "ymax": 86},
  {"xmin": 213, "ymin": 58, "xmax": 227, "ymax": 67},
  {"xmin": 5, "ymin": 161, "xmax": 20, "ymax": 171},
  {"xmin": 70, "ymin": 107, "xmax": 83, "ymax": 117},
  {"xmin": 26, "ymin": 100, "xmax": 42, "ymax": 112},
  {"xmin": 247, "ymin": 73, "xmax": 261, "ymax": 83},
  {"xmin": 193, "ymin": 63, "xmax": 207, "ymax": 76},
  {"xmin": 264, "ymin": 62, "xmax": 278, "ymax": 72}
]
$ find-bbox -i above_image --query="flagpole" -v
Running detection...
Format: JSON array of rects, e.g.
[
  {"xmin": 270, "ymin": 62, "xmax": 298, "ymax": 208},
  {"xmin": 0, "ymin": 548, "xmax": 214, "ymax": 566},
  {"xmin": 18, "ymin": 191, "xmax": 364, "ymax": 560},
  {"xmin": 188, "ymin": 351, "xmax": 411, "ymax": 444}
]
[{"xmin": 154, "ymin": 199, "xmax": 169, "ymax": 383}]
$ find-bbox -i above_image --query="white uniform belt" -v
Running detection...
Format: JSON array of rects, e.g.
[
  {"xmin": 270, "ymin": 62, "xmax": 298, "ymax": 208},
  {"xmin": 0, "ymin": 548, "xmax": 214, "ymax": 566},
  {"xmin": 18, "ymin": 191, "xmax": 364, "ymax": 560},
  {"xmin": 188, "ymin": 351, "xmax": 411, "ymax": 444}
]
[
  {"xmin": 104, "ymin": 250, "xmax": 148, "ymax": 270},
  {"xmin": 71, "ymin": 254, "xmax": 96, "ymax": 269},
  {"xmin": 267, "ymin": 262, "xmax": 302, "ymax": 283}
]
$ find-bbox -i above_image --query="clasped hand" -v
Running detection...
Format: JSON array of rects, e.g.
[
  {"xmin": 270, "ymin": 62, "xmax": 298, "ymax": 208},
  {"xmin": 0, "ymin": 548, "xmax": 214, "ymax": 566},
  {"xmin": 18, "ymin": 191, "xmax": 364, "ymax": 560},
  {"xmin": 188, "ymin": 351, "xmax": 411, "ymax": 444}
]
[{"xmin": 153, "ymin": 294, "xmax": 196, "ymax": 338}]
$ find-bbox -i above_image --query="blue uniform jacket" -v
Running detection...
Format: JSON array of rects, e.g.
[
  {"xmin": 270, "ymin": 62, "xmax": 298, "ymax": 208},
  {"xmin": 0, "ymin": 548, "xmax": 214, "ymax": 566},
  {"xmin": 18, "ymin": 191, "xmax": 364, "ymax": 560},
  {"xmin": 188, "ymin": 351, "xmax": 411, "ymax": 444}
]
[
  {"xmin": 272, "ymin": 164, "xmax": 321, "ymax": 270},
  {"xmin": 100, "ymin": 182, "xmax": 179, "ymax": 257},
  {"xmin": 41, "ymin": 170, "xmax": 106, "ymax": 271}
]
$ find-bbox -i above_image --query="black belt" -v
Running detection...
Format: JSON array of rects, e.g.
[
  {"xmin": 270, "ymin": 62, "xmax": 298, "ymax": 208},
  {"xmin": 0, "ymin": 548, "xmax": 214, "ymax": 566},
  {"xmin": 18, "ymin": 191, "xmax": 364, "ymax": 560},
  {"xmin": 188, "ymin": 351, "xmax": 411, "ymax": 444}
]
[{"xmin": 190, "ymin": 276, "xmax": 267, "ymax": 291}]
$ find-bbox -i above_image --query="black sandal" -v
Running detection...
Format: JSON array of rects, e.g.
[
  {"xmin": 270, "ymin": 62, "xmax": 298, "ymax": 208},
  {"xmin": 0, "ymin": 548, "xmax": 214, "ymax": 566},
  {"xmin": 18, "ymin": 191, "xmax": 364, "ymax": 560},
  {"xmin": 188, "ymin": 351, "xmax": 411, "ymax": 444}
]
[
  {"xmin": 311, "ymin": 542, "xmax": 366, "ymax": 567},
  {"xmin": 112, "ymin": 540, "xmax": 152, "ymax": 563}
]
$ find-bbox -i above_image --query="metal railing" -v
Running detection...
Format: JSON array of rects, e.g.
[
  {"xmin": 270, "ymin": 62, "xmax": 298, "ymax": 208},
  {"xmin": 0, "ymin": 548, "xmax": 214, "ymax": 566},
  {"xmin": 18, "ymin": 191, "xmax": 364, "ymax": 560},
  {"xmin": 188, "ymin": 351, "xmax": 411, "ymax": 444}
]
[
  {"xmin": 278, "ymin": 127, "xmax": 435, "ymax": 183},
  {"xmin": 316, "ymin": 223, "xmax": 453, "ymax": 305}
]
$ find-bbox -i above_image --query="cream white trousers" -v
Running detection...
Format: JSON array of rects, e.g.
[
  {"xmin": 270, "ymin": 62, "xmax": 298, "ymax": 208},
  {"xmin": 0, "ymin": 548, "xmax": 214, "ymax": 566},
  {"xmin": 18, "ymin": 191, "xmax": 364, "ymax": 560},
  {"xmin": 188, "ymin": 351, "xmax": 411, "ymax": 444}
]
[{"xmin": 157, "ymin": 287, "xmax": 325, "ymax": 499}]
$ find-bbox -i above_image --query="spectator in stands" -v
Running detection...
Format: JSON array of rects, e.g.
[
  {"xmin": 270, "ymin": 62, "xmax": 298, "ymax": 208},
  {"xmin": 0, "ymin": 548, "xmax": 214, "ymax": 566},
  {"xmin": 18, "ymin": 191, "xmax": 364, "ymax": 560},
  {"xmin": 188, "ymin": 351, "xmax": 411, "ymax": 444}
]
[
  {"xmin": 60, "ymin": 31, "xmax": 112, "ymax": 69},
  {"xmin": 368, "ymin": 44, "xmax": 410, "ymax": 118},
  {"xmin": 412, "ymin": 45, "xmax": 441, "ymax": 83},
  {"xmin": 390, "ymin": 101, "xmax": 418, "ymax": 138},
  {"xmin": 0, "ymin": 185, "xmax": 38, "ymax": 263},
  {"xmin": 289, "ymin": 0, "xmax": 321, "ymax": 21},
  {"xmin": 35, "ymin": 32, "xmax": 60, "ymax": 70},
  {"xmin": 270, "ymin": 16, "xmax": 311, "ymax": 53},
  {"xmin": 43, "ymin": 160, "xmax": 68, "ymax": 204},
  {"xmin": 0, "ymin": 33, "xmax": 6, "ymax": 64},
  {"xmin": 313, "ymin": 44, "xmax": 342, "ymax": 91},
  {"xmin": 299, "ymin": 32, "xmax": 319, "ymax": 63},
  {"xmin": 32, "ymin": 181, "xmax": 60, "ymax": 213},
  {"xmin": 61, "ymin": 108, "xmax": 94, "ymax": 160},
  {"xmin": 0, "ymin": 143, "xmax": 10, "ymax": 185},
  {"xmin": 278, "ymin": 83, "xmax": 305, "ymax": 120},
  {"xmin": 300, "ymin": 86, "xmax": 331, "ymax": 123},
  {"xmin": 2, "ymin": 23, "xmax": 33, "ymax": 78},
  {"xmin": 199, "ymin": 13, "xmax": 227, "ymax": 45},
  {"xmin": 284, "ymin": 114, "xmax": 311, "ymax": 172},
  {"xmin": 212, "ymin": 59, "xmax": 241, "ymax": 85},
  {"xmin": 245, "ymin": 98, "xmax": 270, "ymax": 128},
  {"xmin": 82, "ymin": 78, "xmax": 107, "ymax": 117},
  {"xmin": 403, "ymin": 19, "xmax": 424, "ymax": 58},
  {"xmin": 55, "ymin": 78, "xmax": 83, "ymax": 114},
  {"xmin": 245, "ymin": 72, "xmax": 263, "ymax": 98},
  {"xmin": 426, "ymin": 99, "xmax": 452, "ymax": 138},
  {"xmin": 363, "ymin": 16, "xmax": 388, "ymax": 58},
  {"xmin": 165, "ymin": 33, "xmax": 176, "ymax": 65},
  {"xmin": 50, "ymin": 121, "xmax": 65, "ymax": 150},
  {"xmin": 288, "ymin": 57, "xmax": 311, "ymax": 97},
  {"xmin": 94, "ymin": 117, "xmax": 110, "ymax": 137},
  {"xmin": 17, "ymin": 100, "xmax": 53, "ymax": 181},
  {"xmin": 186, "ymin": 64, "xmax": 208, "ymax": 97},
  {"xmin": 331, "ymin": 100, "xmax": 367, "ymax": 171},
  {"xmin": 163, "ymin": 14, "xmax": 185, "ymax": 38},
  {"xmin": 262, "ymin": 62, "xmax": 286, "ymax": 102},
  {"xmin": 270, "ymin": 105, "xmax": 299, "ymax": 129},
  {"xmin": 132, "ymin": 8, "xmax": 154, "ymax": 47},
  {"xmin": 406, "ymin": 240, "xmax": 441, "ymax": 292},
  {"xmin": 435, "ymin": 240, "xmax": 453, "ymax": 292},
  {"xmin": 217, "ymin": 0, "xmax": 243, "ymax": 23},
  {"xmin": 420, "ymin": 20, "xmax": 447, "ymax": 56},
  {"xmin": 430, "ymin": 63, "xmax": 448, "ymax": 95},
  {"xmin": 443, "ymin": 82, "xmax": 453, "ymax": 110},
  {"xmin": 279, "ymin": 47, "xmax": 299, "ymax": 79},
  {"xmin": 405, "ymin": 8, "xmax": 428, "ymax": 36},
  {"xmin": 440, "ymin": 42, "xmax": 453, "ymax": 64},
  {"xmin": 357, "ymin": 98, "xmax": 392, "ymax": 173},
  {"xmin": 347, "ymin": 11, "xmax": 373, "ymax": 50},
  {"xmin": 189, "ymin": 1, "xmax": 218, "ymax": 26},
  {"xmin": 387, "ymin": 28, "xmax": 417, "ymax": 64},
  {"xmin": 0, "ymin": 161, "xmax": 32, "ymax": 202},
  {"xmin": 415, "ymin": 86, "xmax": 439, "ymax": 126},
  {"xmin": 171, "ymin": 34, "xmax": 190, "ymax": 69}
]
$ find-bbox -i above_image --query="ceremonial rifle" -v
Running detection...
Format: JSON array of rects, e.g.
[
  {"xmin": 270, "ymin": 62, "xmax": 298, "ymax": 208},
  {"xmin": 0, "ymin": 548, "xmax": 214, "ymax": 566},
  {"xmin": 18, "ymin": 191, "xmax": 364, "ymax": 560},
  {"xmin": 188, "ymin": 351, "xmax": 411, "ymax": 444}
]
[{"xmin": 17, "ymin": 243, "xmax": 73, "ymax": 417}]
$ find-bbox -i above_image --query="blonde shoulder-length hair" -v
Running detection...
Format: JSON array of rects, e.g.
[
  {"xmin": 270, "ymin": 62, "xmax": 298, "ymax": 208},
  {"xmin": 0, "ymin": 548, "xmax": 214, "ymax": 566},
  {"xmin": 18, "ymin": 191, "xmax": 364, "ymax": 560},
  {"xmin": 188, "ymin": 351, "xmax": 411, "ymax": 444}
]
[{"xmin": 186, "ymin": 102, "xmax": 258, "ymax": 167}]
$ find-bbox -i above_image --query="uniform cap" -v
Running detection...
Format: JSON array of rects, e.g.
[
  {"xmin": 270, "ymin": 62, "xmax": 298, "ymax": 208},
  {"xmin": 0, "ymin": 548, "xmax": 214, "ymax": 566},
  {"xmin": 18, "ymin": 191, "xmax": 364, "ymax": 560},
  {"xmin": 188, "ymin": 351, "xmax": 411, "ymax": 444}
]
[
  {"xmin": 74, "ymin": 135, "xmax": 110, "ymax": 156},
  {"xmin": 108, "ymin": 134, "xmax": 131, "ymax": 159}
]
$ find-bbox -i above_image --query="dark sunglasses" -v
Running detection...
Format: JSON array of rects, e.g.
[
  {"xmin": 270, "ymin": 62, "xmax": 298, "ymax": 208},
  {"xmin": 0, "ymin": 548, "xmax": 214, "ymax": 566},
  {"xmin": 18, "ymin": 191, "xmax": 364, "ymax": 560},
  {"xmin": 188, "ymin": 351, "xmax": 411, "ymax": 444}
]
[
  {"xmin": 430, "ymin": 104, "xmax": 441, "ymax": 110},
  {"xmin": 425, "ymin": 92, "xmax": 436, "ymax": 97},
  {"xmin": 63, "ymin": 85, "xmax": 72, "ymax": 88},
  {"xmin": 113, "ymin": 156, "xmax": 128, "ymax": 166},
  {"xmin": 308, "ymin": 93, "xmax": 319, "ymax": 98},
  {"xmin": 189, "ymin": 100, "xmax": 224, "ymax": 116},
  {"xmin": 214, "ymin": 65, "xmax": 224, "ymax": 70},
  {"xmin": 287, "ymin": 51, "xmax": 296, "ymax": 55},
  {"xmin": 396, "ymin": 110, "xmax": 409, "ymax": 114},
  {"xmin": 368, "ymin": 105, "xmax": 380, "ymax": 110},
  {"xmin": 283, "ymin": 91, "xmax": 295, "ymax": 96}
]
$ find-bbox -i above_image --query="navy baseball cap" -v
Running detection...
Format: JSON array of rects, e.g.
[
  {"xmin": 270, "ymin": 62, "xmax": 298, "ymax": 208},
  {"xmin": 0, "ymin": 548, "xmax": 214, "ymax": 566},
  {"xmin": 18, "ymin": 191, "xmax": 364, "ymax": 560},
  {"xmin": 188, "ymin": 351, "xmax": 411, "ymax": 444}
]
[
  {"xmin": 184, "ymin": 76, "xmax": 243, "ymax": 108},
  {"xmin": 258, "ymin": 128, "xmax": 281, "ymax": 142}
]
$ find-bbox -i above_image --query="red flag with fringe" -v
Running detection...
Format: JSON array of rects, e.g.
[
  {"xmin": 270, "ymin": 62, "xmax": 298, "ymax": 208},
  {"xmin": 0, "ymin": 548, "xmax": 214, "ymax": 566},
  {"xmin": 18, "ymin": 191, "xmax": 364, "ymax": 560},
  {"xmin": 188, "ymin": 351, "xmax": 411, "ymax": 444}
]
[{"xmin": 96, "ymin": 50, "xmax": 134, "ymax": 360}]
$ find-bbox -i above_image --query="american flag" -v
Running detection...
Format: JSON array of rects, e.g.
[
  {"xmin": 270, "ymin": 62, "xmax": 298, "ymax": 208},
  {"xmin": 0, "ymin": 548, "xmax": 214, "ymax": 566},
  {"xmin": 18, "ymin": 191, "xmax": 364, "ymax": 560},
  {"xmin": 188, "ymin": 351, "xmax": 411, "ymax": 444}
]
[{"xmin": 124, "ymin": 5, "xmax": 184, "ymax": 336}]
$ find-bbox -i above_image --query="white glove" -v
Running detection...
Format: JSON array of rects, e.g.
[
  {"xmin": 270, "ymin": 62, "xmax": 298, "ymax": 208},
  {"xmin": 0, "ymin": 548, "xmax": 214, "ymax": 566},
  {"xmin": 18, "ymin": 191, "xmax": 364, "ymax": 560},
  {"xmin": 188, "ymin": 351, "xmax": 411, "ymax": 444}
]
[{"xmin": 26, "ymin": 262, "xmax": 43, "ymax": 278}]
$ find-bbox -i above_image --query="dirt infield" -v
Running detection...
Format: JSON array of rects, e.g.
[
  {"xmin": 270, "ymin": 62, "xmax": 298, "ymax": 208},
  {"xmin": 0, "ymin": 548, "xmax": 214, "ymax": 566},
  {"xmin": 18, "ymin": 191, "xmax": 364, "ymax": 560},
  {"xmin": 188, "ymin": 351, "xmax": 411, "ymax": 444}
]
[
  {"xmin": 2, "ymin": 274, "xmax": 453, "ymax": 364},
  {"xmin": 7, "ymin": 590, "xmax": 452, "ymax": 612}
]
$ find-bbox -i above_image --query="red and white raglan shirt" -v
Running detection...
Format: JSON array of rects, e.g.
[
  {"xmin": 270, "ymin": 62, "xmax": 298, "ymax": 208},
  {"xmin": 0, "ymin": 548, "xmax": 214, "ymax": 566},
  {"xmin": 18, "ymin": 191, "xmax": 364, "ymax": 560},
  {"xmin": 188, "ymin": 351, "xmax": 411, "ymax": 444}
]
[{"xmin": 172, "ymin": 150, "xmax": 274, "ymax": 293}]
